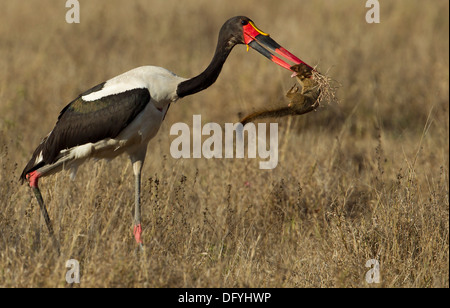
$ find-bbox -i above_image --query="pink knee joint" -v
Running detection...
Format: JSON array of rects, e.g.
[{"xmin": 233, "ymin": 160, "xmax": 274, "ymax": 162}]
[
  {"xmin": 27, "ymin": 171, "xmax": 42, "ymax": 188},
  {"xmin": 133, "ymin": 224, "xmax": 143, "ymax": 244}
]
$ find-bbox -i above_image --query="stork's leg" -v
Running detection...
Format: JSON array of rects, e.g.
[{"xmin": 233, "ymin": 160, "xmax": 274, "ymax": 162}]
[
  {"xmin": 27, "ymin": 171, "xmax": 60, "ymax": 254},
  {"xmin": 133, "ymin": 164, "xmax": 143, "ymax": 246},
  {"xmin": 130, "ymin": 149, "xmax": 146, "ymax": 249},
  {"xmin": 32, "ymin": 187, "xmax": 54, "ymax": 236}
]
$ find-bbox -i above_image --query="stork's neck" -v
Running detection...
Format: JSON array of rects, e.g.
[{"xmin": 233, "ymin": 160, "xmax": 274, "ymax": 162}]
[{"xmin": 176, "ymin": 38, "xmax": 234, "ymax": 98}]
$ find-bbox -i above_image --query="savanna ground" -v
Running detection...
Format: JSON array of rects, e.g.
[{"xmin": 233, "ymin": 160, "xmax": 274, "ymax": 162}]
[{"xmin": 0, "ymin": 0, "xmax": 448, "ymax": 288}]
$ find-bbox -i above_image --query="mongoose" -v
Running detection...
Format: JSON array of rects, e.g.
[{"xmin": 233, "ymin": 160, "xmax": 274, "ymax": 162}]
[{"xmin": 240, "ymin": 63, "xmax": 320, "ymax": 125}]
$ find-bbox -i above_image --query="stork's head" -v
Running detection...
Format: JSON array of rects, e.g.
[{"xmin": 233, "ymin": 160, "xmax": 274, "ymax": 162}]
[{"xmin": 220, "ymin": 16, "xmax": 313, "ymax": 72}]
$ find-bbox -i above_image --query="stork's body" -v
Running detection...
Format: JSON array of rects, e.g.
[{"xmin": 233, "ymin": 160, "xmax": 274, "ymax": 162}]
[
  {"xmin": 21, "ymin": 16, "xmax": 312, "ymax": 248},
  {"xmin": 23, "ymin": 66, "xmax": 183, "ymax": 180}
]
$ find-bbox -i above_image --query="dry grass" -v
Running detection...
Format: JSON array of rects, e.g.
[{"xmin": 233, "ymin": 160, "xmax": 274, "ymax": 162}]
[
  {"xmin": 0, "ymin": 0, "xmax": 448, "ymax": 287},
  {"xmin": 312, "ymin": 66, "xmax": 340, "ymax": 106}
]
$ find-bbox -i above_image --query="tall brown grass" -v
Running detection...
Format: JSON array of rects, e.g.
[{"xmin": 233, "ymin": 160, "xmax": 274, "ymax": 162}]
[{"xmin": 0, "ymin": 0, "xmax": 448, "ymax": 287}]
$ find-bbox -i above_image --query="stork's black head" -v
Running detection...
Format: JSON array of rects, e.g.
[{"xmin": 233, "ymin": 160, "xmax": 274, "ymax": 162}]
[
  {"xmin": 218, "ymin": 16, "xmax": 313, "ymax": 72},
  {"xmin": 218, "ymin": 16, "xmax": 253, "ymax": 46}
]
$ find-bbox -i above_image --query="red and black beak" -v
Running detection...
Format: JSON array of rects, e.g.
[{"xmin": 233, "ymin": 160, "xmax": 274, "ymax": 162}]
[{"xmin": 243, "ymin": 21, "xmax": 314, "ymax": 72}]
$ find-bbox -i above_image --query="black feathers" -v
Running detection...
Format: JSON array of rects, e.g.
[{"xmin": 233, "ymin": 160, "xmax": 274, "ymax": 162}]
[{"xmin": 21, "ymin": 85, "xmax": 151, "ymax": 181}]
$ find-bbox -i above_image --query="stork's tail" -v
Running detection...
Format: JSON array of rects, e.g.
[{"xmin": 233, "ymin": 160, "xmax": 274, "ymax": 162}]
[
  {"xmin": 20, "ymin": 140, "xmax": 47, "ymax": 185},
  {"xmin": 21, "ymin": 138, "xmax": 70, "ymax": 186}
]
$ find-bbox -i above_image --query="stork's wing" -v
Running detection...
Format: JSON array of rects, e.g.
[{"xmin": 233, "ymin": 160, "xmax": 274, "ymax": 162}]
[{"xmin": 21, "ymin": 83, "xmax": 151, "ymax": 179}]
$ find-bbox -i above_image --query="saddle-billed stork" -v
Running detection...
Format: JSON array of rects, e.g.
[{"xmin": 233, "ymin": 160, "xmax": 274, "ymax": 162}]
[{"xmin": 20, "ymin": 16, "xmax": 312, "ymax": 249}]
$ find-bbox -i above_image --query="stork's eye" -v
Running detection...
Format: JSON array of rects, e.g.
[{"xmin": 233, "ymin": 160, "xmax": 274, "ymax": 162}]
[{"xmin": 241, "ymin": 20, "xmax": 249, "ymax": 26}]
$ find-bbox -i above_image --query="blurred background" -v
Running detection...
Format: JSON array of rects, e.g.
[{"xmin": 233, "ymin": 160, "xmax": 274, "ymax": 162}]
[{"xmin": 0, "ymin": 0, "xmax": 448, "ymax": 287}]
